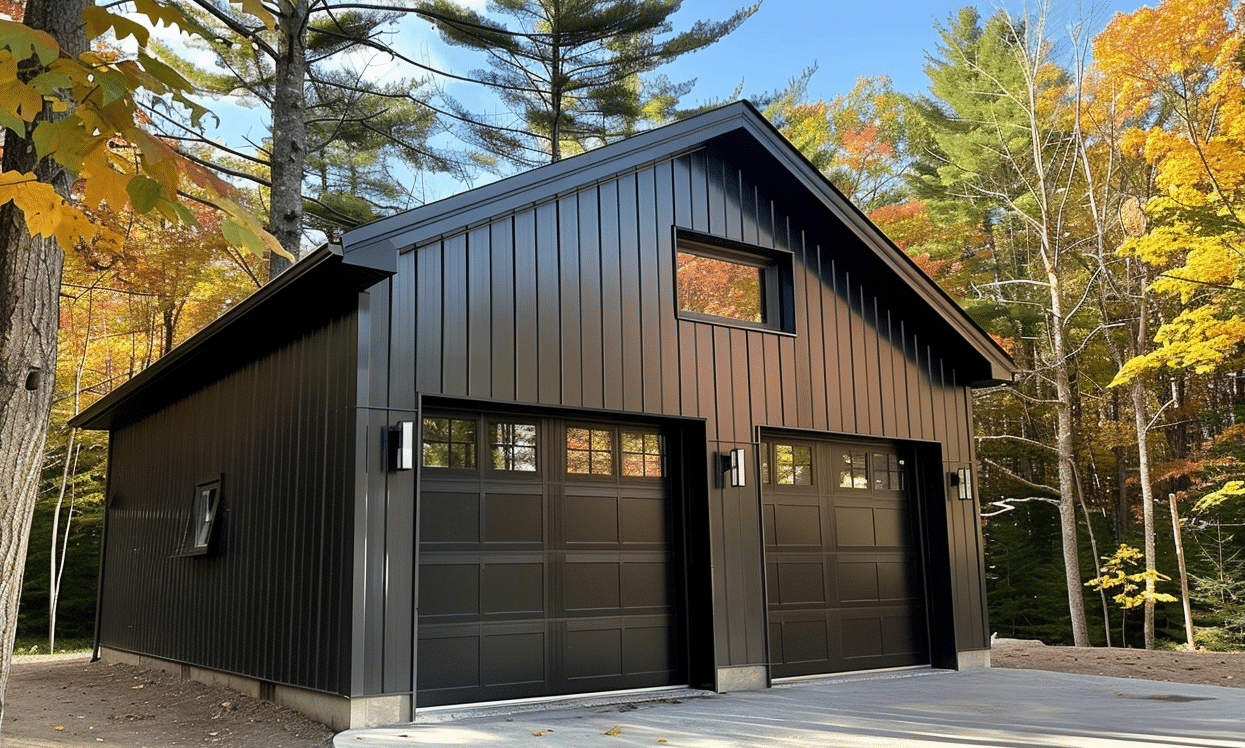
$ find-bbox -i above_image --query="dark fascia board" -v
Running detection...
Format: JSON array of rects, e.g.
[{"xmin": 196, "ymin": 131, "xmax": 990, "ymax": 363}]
[
  {"xmin": 70, "ymin": 244, "xmax": 393, "ymax": 431},
  {"xmin": 340, "ymin": 100, "xmax": 1014, "ymax": 386}
]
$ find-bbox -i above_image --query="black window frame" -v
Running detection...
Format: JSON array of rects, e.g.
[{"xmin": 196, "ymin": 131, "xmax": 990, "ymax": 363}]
[
  {"xmin": 181, "ymin": 477, "xmax": 222, "ymax": 557},
  {"xmin": 674, "ymin": 228, "xmax": 795, "ymax": 333},
  {"xmin": 421, "ymin": 415, "xmax": 479, "ymax": 471}
]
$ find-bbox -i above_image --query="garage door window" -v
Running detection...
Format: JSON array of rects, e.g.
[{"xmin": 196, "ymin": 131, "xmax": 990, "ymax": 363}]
[
  {"xmin": 423, "ymin": 417, "xmax": 477, "ymax": 468},
  {"xmin": 489, "ymin": 421, "xmax": 538, "ymax": 471},
  {"xmin": 567, "ymin": 427, "xmax": 613, "ymax": 475},
  {"xmin": 873, "ymin": 452, "xmax": 905, "ymax": 491},
  {"xmin": 621, "ymin": 431, "xmax": 663, "ymax": 477},
  {"xmin": 774, "ymin": 444, "xmax": 812, "ymax": 485},
  {"xmin": 838, "ymin": 449, "xmax": 869, "ymax": 489}
]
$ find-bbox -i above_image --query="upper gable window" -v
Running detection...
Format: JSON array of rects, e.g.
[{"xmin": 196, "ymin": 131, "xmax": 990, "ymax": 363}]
[{"xmin": 675, "ymin": 230, "xmax": 794, "ymax": 332}]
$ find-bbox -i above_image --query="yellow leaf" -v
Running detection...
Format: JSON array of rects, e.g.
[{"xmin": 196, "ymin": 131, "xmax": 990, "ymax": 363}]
[
  {"xmin": 232, "ymin": 0, "xmax": 276, "ymax": 29},
  {"xmin": 82, "ymin": 6, "xmax": 151, "ymax": 47},
  {"xmin": 605, "ymin": 726, "xmax": 621, "ymax": 737}
]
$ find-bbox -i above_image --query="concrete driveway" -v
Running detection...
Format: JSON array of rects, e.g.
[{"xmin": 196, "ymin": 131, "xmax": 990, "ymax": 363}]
[{"xmin": 335, "ymin": 668, "xmax": 1245, "ymax": 747}]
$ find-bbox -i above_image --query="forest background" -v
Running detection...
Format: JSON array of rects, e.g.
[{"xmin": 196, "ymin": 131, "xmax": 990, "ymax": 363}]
[{"xmin": 13, "ymin": 0, "xmax": 1245, "ymax": 657}]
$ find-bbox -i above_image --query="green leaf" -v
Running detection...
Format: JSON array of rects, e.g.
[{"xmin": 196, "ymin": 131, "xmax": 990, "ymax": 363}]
[
  {"xmin": 27, "ymin": 70, "xmax": 74, "ymax": 95},
  {"xmin": 31, "ymin": 120, "xmax": 60, "ymax": 159},
  {"xmin": 221, "ymin": 219, "xmax": 267, "ymax": 254},
  {"xmin": 126, "ymin": 175, "xmax": 166, "ymax": 213},
  {"xmin": 93, "ymin": 69, "xmax": 132, "ymax": 106},
  {"xmin": 0, "ymin": 108, "xmax": 24, "ymax": 135},
  {"xmin": 0, "ymin": 20, "xmax": 60, "ymax": 64}
]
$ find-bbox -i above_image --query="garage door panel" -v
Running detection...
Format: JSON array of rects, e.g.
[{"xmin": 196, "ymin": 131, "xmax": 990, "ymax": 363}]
[
  {"xmin": 837, "ymin": 561, "xmax": 879, "ymax": 603},
  {"xmin": 620, "ymin": 560, "xmax": 671, "ymax": 610},
  {"xmin": 483, "ymin": 493, "xmax": 544, "ymax": 544},
  {"xmin": 417, "ymin": 633, "xmax": 480, "ymax": 691},
  {"xmin": 564, "ymin": 560, "xmax": 621, "ymax": 612},
  {"xmin": 481, "ymin": 561, "xmax": 545, "ymax": 615},
  {"xmin": 565, "ymin": 626, "xmax": 622, "ymax": 680},
  {"xmin": 775, "ymin": 561, "xmax": 827, "ymax": 605},
  {"xmin": 873, "ymin": 507, "xmax": 905, "ymax": 547},
  {"xmin": 771, "ymin": 503, "xmax": 823, "ymax": 547},
  {"xmin": 564, "ymin": 495, "xmax": 618, "ymax": 544},
  {"xmin": 778, "ymin": 617, "xmax": 831, "ymax": 664},
  {"xmin": 835, "ymin": 506, "xmax": 876, "ymax": 547},
  {"xmin": 421, "ymin": 492, "xmax": 480, "ymax": 544},
  {"xmin": 482, "ymin": 631, "xmax": 547, "ymax": 686},
  {"xmin": 420, "ymin": 563, "xmax": 480, "ymax": 618},
  {"xmin": 619, "ymin": 496, "xmax": 666, "ymax": 544}
]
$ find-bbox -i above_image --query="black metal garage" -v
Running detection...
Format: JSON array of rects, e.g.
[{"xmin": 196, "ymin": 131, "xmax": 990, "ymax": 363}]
[{"xmin": 73, "ymin": 101, "xmax": 1014, "ymax": 730}]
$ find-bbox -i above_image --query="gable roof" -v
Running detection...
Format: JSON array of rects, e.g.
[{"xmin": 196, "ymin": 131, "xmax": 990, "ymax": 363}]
[
  {"xmin": 341, "ymin": 100, "xmax": 1014, "ymax": 385},
  {"xmin": 74, "ymin": 101, "xmax": 1013, "ymax": 432}
]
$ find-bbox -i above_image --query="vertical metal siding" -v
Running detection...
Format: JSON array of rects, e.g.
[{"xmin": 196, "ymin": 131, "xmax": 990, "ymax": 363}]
[
  {"xmin": 99, "ymin": 310, "xmax": 358, "ymax": 694},
  {"xmin": 379, "ymin": 144, "xmax": 992, "ymax": 685}
]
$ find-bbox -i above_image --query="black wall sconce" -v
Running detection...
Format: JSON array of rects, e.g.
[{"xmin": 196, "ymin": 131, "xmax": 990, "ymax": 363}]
[
  {"xmin": 719, "ymin": 447, "xmax": 746, "ymax": 488},
  {"xmin": 949, "ymin": 467, "xmax": 974, "ymax": 501},
  {"xmin": 387, "ymin": 421, "xmax": 415, "ymax": 472}
]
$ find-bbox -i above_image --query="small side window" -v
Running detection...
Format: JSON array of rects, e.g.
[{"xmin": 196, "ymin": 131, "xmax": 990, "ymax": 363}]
[{"xmin": 184, "ymin": 479, "xmax": 222, "ymax": 556}]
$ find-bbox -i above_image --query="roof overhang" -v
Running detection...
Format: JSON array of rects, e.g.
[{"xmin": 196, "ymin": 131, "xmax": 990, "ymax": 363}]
[{"xmin": 71, "ymin": 244, "xmax": 393, "ymax": 431}]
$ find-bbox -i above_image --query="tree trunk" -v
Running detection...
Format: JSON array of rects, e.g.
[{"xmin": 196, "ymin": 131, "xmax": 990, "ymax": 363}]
[
  {"xmin": 0, "ymin": 0, "xmax": 86, "ymax": 728},
  {"xmin": 266, "ymin": 0, "xmax": 311, "ymax": 279},
  {"xmin": 1133, "ymin": 293, "xmax": 1157, "ymax": 650}
]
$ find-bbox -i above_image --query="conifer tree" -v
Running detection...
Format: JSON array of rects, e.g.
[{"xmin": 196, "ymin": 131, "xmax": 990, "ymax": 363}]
[
  {"xmin": 156, "ymin": 2, "xmax": 457, "ymax": 273},
  {"xmin": 912, "ymin": 6, "xmax": 1093, "ymax": 647},
  {"xmin": 418, "ymin": 0, "xmax": 759, "ymax": 168}
]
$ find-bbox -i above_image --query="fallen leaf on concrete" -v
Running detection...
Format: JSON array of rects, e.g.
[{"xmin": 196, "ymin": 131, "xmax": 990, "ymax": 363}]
[{"xmin": 605, "ymin": 725, "xmax": 621, "ymax": 736}]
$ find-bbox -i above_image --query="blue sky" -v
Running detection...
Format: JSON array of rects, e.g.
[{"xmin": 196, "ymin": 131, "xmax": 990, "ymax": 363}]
[
  {"xmin": 656, "ymin": 0, "xmax": 1154, "ymax": 104},
  {"xmin": 159, "ymin": 0, "xmax": 1159, "ymax": 206}
]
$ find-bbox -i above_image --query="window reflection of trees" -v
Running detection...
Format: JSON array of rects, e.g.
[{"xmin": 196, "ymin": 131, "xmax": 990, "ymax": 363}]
[{"xmin": 677, "ymin": 251, "xmax": 765, "ymax": 323}]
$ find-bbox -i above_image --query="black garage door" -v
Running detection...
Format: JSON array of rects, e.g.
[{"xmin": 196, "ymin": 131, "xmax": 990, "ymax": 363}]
[
  {"xmin": 416, "ymin": 411, "xmax": 683, "ymax": 706},
  {"xmin": 761, "ymin": 436, "xmax": 928, "ymax": 678}
]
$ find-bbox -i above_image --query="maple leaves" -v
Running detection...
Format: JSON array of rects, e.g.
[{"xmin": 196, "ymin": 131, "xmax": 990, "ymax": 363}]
[
  {"xmin": 0, "ymin": 3, "xmax": 283, "ymax": 261},
  {"xmin": 1100, "ymin": 0, "xmax": 1245, "ymax": 386}
]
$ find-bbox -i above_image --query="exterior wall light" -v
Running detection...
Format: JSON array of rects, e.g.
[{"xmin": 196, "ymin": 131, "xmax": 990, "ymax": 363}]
[
  {"xmin": 388, "ymin": 421, "xmax": 415, "ymax": 472},
  {"xmin": 720, "ymin": 447, "xmax": 746, "ymax": 487}
]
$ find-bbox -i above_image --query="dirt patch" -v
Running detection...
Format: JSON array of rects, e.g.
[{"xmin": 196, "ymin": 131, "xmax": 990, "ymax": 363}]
[
  {"xmin": 1, "ymin": 657, "xmax": 334, "ymax": 748},
  {"xmin": 5, "ymin": 642, "xmax": 1245, "ymax": 747},
  {"xmin": 991, "ymin": 638, "xmax": 1245, "ymax": 688}
]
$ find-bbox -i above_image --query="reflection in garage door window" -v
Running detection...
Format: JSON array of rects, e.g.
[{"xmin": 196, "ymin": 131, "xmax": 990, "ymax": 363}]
[
  {"xmin": 873, "ymin": 453, "xmax": 905, "ymax": 491},
  {"xmin": 489, "ymin": 422, "xmax": 537, "ymax": 471},
  {"xmin": 775, "ymin": 444, "xmax": 812, "ymax": 485},
  {"xmin": 567, "ymin": 427, "xmax": 613, "ymax": 475},
  {"xmin": 838, "ymin": 450, "xmax": 869, "ymax": 489},
  {"xmin": 422, "ymin": 417, "xmax": 477, "ymax": 468},
  {"xmin": 621, "ymin": 432, "xmax": 663, "ymax": 477}
]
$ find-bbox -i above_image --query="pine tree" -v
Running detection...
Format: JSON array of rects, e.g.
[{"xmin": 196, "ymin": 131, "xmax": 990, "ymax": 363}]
[
  {"xmin": 418, "ymin": 0, "xmax": 758, "ymax": 168},
  {"xmin": 154, "ymin": 2, "xmax": 456, "ymax": 274}
]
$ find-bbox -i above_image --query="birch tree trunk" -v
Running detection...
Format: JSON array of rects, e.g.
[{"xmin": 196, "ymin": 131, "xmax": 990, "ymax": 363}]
[{"xmin": 0, "ymin": 0, "xmax": 87, "ymax": 728}]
